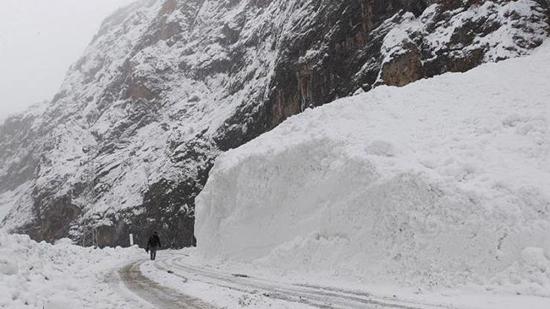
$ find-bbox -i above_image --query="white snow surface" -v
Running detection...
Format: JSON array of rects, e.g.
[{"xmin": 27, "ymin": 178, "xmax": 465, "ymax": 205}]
[
  {"xmin": 0, "ymin": 231, "xmax": 148, "ymax": 309},
  {"xmin": 140, "ymin": 255, "xmax": 316, "ymax": 309},
  {"xmin": 196, "ymin": 42, "xmax": 550, "ymax": 296},
  {"xmin": 0, "ymin": 232, "xmax": 315, "ymax": 309}
]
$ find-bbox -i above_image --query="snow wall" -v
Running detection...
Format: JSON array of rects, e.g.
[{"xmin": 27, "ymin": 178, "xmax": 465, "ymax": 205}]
[{"xmin": 196, "ymin": 43, "xmax": 550, "ymax": 294}]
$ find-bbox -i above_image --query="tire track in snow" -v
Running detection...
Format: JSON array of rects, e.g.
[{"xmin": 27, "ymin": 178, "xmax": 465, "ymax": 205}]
[
  {"xmin": 151, "ymin": 254, "xmax": 449, "ymax": 309},
  {"xmin": 119, "ymin": 261, "xmax": 217, "ymax": 309}
]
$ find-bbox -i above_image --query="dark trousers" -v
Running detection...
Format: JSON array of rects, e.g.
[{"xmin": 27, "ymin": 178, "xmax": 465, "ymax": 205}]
[{"xmin": 150, "ymin": 248, "xmax": 157, "ymax": 260}]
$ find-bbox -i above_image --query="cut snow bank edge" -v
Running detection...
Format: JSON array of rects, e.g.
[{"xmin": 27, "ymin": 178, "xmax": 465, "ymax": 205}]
[{"xmin": 196, "ymin": 42, "xmax": 550, "ymax": 295}]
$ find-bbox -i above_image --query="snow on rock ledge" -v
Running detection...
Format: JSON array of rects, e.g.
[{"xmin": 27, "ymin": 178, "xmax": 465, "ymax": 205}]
[{"xmin": 196, "ymin": 43, "xmax": 550, "ymax": 294}]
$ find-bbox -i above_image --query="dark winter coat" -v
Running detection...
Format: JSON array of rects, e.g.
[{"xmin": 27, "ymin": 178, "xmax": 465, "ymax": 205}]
[{"xmin": 147, "ymin": 234, "xmax": 162, "ymax": 250}]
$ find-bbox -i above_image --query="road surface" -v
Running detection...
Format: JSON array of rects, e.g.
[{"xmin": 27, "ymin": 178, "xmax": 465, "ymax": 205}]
[{"xmin": 118, "ymin": 252, "xmax": 447, "ymax": 309}]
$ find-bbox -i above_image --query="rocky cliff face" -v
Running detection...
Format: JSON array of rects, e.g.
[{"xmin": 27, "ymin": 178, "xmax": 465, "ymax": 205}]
[{"xmin": 0, "ymin": 0, "xmax": 548, "ymax": 248}]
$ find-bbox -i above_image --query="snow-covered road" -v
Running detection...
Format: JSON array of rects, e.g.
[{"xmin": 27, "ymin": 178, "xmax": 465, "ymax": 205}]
[
  {"xmin": 119, "ymin": 252, "xmax": 444, "ymax": 309},
  {"xmin": 119, "ymin": 261, "xmax": 215, "ymax": 309}
]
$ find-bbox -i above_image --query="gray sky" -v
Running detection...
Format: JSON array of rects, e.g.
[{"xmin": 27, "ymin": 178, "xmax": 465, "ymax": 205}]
[{"xmin": 0, "ymin": 0, "xmax": 135, "ymax": 122}]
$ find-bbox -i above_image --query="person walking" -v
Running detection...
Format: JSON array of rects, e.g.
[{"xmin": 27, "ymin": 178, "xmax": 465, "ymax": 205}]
[{"xmin": 146, "ymin": 231, "xmax": 162, "ymax": 260}]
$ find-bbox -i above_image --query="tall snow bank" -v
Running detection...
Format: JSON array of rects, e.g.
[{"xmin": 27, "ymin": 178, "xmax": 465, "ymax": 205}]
[
  {"xmin": 196, "ymin": 43, "xmax": 550, "ymax": 295},
  {"xmin": 0, "ymin": 231, "xmax": 141, "ymax": 309}
]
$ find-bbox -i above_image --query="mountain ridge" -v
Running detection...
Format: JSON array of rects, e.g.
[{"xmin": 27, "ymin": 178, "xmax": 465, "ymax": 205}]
[{"xmin": 0, "ymin": 0, "xmax": 548, "ymax": 248}]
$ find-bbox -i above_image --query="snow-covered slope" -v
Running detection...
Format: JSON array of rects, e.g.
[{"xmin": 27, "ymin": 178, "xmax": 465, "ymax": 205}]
[
  {"xmin": 0, "ymin": 0, "xmax": 548, "ymax": 247},
  {"xmin": 196, "ymin": 42, "xmax": 550, "ymax": 295}
]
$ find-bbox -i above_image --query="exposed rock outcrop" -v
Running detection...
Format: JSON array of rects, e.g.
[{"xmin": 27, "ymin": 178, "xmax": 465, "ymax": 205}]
[{"xmin": 0, "ymin": 0, "xmax": 547, "ymax": 248}]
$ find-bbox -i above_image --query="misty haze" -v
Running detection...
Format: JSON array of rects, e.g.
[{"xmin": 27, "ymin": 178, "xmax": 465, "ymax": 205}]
[{"xmin": 0, "ymin": 1, "xmax": 549, "ymax": 308}]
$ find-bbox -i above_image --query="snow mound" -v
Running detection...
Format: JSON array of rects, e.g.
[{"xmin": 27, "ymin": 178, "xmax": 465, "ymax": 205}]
[
  {"xmin": 0, "ymin": 231, "xmax": 141, "ymax": 309},
  {"xmin": 196, "ymin": 43, "xmax": 550, "ymax": 295}
]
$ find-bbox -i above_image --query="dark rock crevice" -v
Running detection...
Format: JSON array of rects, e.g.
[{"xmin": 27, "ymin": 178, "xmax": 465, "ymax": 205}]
[{"xmin": 0, "ymin": 0, "xmax": 547, "ymax": 248}]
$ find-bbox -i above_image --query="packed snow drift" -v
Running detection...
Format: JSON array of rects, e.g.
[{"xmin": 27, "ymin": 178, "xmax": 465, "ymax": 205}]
[
  {"xmin": 0, "ymin": 231, "xmax": 145, "ymax": 309},
  {"xmin": 196, "ymin": 42, "xmax": 550, "ymax": 296}
]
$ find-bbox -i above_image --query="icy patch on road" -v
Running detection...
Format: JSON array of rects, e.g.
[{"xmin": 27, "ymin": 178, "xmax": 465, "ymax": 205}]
[{"xmin": 196, "ymin": 42, "xmax": 550, "ymax": 296}]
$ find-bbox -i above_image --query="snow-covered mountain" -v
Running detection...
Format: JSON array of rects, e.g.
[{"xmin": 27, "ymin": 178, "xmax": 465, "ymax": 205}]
[{"xmin": 0, "ymin": 0, "xmax": 548, "ymax": 247}]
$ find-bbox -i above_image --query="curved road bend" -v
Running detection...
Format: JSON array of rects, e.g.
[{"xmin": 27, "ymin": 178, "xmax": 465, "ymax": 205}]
[
  {"xmin": 119, "ymin": 261, "xmax": 216, "ymax": 309},
  {"xmin": 119, "ymin": 253, "xmax": 449, "ymax": 309}
]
